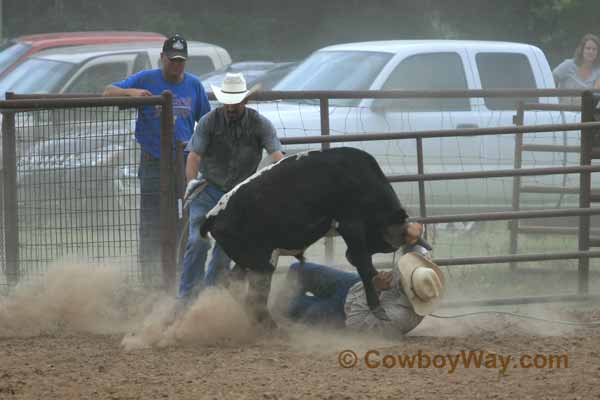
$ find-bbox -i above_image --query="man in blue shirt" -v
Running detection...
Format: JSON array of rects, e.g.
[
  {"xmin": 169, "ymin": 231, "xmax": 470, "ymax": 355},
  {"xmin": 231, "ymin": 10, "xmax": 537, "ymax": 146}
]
[{"xmin": 103, "ymin": 34, "xmax": 211, "ymax": 288}]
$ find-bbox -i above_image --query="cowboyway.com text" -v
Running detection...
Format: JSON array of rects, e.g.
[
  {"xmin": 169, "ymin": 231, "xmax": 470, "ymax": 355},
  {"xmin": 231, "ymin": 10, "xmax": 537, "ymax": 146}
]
[{"xmin": 337, "ymin": 349, "xmax": 568, "ymax": 374}]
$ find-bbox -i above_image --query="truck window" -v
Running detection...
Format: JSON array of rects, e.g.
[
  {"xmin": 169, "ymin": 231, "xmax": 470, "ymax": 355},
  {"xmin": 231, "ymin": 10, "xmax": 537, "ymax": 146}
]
[
  {"xmin": 377, "ymin": 52, "xmax": 470, "ymax": 112},
  {"xmin": 65, "ymin": 62, "xmax": 128, "ymax": 94},
  {"xmin": 185, "ymin": 56, "xmax": 215, "ymax": 76},
  {"xmin": 476, "ymin": 53, "xmax": 538, "ymax": 110}
]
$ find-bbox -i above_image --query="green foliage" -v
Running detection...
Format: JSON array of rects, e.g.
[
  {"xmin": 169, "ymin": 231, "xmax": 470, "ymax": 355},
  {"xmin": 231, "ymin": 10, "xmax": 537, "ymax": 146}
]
[{"xmin": 3, "ymin": 0, "xmax": 600, "ymax": 65}]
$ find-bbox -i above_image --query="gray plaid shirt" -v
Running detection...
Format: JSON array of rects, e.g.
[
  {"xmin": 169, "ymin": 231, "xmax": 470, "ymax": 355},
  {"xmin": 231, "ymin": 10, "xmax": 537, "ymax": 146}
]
[
  {"xmin": 344, "ymin": 262, "xmax": 424, "ymax": 338},
  {"xmin": 186, "ymin": 107, "xmax": 283, "ymax": 191}
]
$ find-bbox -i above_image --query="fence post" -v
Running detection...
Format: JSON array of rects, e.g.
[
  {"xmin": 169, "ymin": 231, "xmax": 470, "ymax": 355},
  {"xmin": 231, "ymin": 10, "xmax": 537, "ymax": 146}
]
[
  {"xmin": 175, "ymin": 141, "xmax": 186, "ymax": 218},
  {"xmin": 320, "ymin": 96, "xmax": 334, "ymax": 263},
  {"xmin": 578, "ymin": 91, "xmax": 594, "ymax": 294},
  {"xmin": 160, "ymin": 91, "xmax": 177, "ymax": 292},
  {"xmin": 175, "ymin": 140, "xmax": 187, "ymax": 270},
  {"xmin": 509, "ymin": 101, "xmax": 525, "ymax": 271},
  {"xmin": 416, "ymin": 137, "xmax": 427, "ymax": 239},
  {"xmin": 2, "ymin": 111, "xmax": 18, "ymax": 286}
]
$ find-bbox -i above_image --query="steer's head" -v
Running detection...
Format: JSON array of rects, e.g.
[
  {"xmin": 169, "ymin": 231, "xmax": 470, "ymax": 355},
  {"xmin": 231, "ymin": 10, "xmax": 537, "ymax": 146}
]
[
  {"xmin": 373, "ymin": 208, "xmax": 411, "ymax": 253},
  {"xmin": 382, "ymin": 211, "xmax": 431, "ymax": 253},
  {"xmin": 383, "ymin": 222, "xmax": 410, "ymax": 250}
]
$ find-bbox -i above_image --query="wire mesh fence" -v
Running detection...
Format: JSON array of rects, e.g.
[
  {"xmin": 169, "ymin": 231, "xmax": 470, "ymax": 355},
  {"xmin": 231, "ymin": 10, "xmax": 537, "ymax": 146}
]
[
  {"xmin": 15, "ymin": 106, "xmax": 140, "ymax": 280},
  {"xmin": 1, "ymin": 94, "xmax": 178, "ymax": 292}
]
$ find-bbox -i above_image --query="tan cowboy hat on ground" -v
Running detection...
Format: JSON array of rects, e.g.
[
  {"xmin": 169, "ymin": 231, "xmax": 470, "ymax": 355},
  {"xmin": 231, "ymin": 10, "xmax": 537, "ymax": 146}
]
[
  {"xmin": 397, "ymin": 252, "xmax": 445, "ymax": 316},
  {"xmin": 211, "ymin": 72, "xmax": 256, "ymax": 105}
]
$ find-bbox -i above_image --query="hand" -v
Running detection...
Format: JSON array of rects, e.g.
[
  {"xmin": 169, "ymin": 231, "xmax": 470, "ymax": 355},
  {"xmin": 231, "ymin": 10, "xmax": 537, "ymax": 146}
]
[
  {"xmin": 372, "ymin": 305, "xmax": 391, "ymax": 321},
  {"xmin": 127, "ymin": 88, "xmax": 152, "ymax": 97},
  {"xmin": 372, "ymin": 271, "xmax": 394, "ymax": 291},
  {"xmin": 184, "ymin": 178, "xmax": 204, "ymax": 200},
  {"xmin": 405, "ymin": 223, "xmax": 424, "ymax": 245}
]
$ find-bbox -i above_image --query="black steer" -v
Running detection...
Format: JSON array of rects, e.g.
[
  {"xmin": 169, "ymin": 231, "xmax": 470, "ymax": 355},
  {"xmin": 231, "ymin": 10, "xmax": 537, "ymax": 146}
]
[{"xmin": 200, "ymin": 147, "xmax": 411, "ymax": 328}]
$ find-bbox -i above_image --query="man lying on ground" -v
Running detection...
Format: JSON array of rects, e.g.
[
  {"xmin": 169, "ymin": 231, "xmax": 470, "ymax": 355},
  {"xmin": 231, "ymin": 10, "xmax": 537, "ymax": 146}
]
[{"xmin": 281, "ymin": 223, "xmax": 445, "ymax": 338}]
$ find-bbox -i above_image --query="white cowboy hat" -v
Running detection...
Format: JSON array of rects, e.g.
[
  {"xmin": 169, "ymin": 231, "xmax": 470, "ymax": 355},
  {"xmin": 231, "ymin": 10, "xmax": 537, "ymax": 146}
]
[
  {"xmin": 396, "ymin": 252, "xmax": 445, "ymax": 316},
  {"xmin": 211, "ymin": 72, "xmax": 253, "ymax": 105}
]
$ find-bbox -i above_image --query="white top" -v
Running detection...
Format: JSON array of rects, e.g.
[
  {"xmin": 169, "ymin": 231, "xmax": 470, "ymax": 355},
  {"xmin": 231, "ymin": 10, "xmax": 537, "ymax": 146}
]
[
  {"xmin": 552, "ymin": 59, "xmax": 600, "ymax": 105},
  {"xmin": 553, "ymin": 58, "xmax": 600, "ymax": 89}
]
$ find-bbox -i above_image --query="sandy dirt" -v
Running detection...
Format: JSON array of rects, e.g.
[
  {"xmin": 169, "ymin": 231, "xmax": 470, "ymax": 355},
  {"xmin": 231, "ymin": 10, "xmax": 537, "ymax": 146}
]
[{"xmin": 1, "ymin": 261, "xmax": 599, "ymax": 399}]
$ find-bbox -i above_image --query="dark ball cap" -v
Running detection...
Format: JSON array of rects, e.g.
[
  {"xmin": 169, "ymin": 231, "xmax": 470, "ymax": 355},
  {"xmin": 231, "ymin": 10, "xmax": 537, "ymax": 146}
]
[{"xmin": 163, "ymin": 34, "xmax": 188, "ymax": 60}]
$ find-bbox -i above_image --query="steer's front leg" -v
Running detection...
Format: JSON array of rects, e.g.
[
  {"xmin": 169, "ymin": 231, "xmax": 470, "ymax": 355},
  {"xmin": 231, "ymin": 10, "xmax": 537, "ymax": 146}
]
[
  {"xmin": 338, "ymin": 220, "xmax": 390, "ymax": 321},
  {"xmin": 346, "ymin": 248, "xmax": 391, "ymax": 321}
]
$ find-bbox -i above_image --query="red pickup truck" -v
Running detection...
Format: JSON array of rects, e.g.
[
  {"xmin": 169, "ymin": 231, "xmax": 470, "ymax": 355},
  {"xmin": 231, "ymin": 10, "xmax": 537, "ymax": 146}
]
[{"xmin": 0, "ymin": 31, "xmax": 165, "ymax": 78}]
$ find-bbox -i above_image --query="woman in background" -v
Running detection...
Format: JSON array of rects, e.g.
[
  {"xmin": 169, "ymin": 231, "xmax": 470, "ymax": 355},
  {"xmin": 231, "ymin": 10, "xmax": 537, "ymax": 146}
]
[{"xmin": 553, "ymin": 33, "xmax": 600, "ymax": 104}]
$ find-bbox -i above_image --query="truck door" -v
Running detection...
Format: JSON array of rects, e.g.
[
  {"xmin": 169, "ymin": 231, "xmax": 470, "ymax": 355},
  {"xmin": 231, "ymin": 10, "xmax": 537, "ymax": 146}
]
[{"xmin": 469, "ymin": 50, "xmax": 577, "ymax": 200}]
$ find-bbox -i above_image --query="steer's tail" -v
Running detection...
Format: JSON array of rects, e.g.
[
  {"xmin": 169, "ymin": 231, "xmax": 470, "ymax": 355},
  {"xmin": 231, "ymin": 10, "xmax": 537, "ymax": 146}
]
[{"xmin": 199, "ymin": 215, "xmax": 213, "ymax": 239}]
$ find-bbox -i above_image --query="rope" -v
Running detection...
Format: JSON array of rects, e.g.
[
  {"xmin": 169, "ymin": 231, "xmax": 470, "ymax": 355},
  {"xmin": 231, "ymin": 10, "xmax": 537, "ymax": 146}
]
[{"xmin": 430, "ymin": 311, "xmax": 600, "ymax": 326}]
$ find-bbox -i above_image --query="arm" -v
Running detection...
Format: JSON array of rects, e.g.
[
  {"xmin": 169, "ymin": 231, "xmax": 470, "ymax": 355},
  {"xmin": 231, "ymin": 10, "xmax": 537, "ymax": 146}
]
[
  {"xmin": 258, "ymin": 114, "xmax": 284, "ymax": 162},
  {"xmin": 184, "ymin": 114, "xmax": 211, "ymax": 183},
  {"xmin": 103, "ymin": 71, "xmax": 151, "ymax": 97},
  {"xmin": 186, "ymin": 151, "xmax": 202, "ymax": 183},
  {"xmin": 103, "ymin": 85, "xmax": 152, "ymax": 97},
  {"xmin": 552, "ymin": 59, "xmax": 571, "ymax": 87},
  {"xmin": 269, "ymin": 151, "xmax": 285, "ymax": 163}
]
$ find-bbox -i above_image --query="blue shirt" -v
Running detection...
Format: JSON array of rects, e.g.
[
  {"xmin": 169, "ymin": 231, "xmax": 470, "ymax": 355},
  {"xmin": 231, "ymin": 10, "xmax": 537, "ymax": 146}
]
[{"xmin": 113, "ymin": 69, "xmax": 210, "ymax": 158}]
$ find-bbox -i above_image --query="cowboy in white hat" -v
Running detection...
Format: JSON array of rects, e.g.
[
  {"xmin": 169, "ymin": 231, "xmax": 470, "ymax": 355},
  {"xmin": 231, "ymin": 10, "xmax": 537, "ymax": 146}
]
[
  {"xmin": 210, "ymin": 72, "xmax": 259, "ymax": 122},
  {"xmin": 282, "ymin": 223, "xmax": 445, "ymax": 337},
  {"xmin": 178, "ymin": 72, "xmax": 284, "ymax": 304},
  {"xmin": 211, "ymin": 72, "xmax": 254, "ymax": 105}
]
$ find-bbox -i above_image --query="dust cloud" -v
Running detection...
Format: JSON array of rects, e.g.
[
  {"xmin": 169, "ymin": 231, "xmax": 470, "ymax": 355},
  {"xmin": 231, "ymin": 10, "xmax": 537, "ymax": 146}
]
[
  {"xmin": 0, "ymin": 258, "xmax": 154, "ymax": 337},
  {"xmin": 0, "ymin": 258, "xmax": 592, "ymax": 352},
  {"xmin": 121, "ymin": 286, "xmax": 254, "ymax": 350}
]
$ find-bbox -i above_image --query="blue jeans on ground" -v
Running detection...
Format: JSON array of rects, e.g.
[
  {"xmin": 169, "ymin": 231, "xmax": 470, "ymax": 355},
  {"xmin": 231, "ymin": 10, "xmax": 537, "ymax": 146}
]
[
  {"xmin": 285, "ymin": 262, "xmax": 361, "ymax": 328},
  {"xmin": 178, "ymin": 184, "xmax": 232, "ymax": 300}
]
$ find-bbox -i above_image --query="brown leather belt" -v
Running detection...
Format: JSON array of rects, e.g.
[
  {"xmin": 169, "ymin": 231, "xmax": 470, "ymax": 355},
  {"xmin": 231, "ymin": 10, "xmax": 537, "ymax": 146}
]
[{"xmin": 142, "ymin": 152, "xmax": 158, "ymax": 161}]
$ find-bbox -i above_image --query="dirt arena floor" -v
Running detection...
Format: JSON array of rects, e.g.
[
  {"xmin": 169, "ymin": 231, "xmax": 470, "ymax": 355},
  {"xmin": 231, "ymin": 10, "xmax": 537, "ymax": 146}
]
[{"xmin": 1, "ymin": 263, "xmax": 599, "ymax": 399}]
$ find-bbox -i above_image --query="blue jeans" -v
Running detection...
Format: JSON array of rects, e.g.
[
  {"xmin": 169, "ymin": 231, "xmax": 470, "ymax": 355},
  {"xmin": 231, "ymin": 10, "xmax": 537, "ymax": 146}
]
[
  {"xmin": 138, "ymin": 152, "xmax": 186, "ymax": 287},
  {"xmin": 178, "ymin": 184, "xmax": 231, "ymax": 299},
  {"xmin": 138, "ymin": 155, "xmax": 161, "ymax": 286},
  {"xmin": 285, "ymin": 262, "xmax": 361, "ymax": 327}
]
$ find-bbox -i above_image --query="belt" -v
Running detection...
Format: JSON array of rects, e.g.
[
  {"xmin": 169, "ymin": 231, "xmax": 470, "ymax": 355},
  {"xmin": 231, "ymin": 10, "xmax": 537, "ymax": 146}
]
[
  {"xmin": 142, "ymin": 150, "xmax": 189, "ymax": 162},
  {"xmin": 142, "ymin": 151, "xmax": 158, "ymax": 162}
]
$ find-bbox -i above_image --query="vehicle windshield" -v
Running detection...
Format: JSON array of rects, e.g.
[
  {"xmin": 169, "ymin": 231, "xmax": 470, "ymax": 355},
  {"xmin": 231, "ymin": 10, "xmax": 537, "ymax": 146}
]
[
  {"xmin": 274, "ymin": 50, "xmax": 392, "ymax": 106},
  {"xmin": 0, "ymin": 58, "xmax": 75, "ymax": 95},
  {"xmin": 0, "ymin": 42, "xmax": 32, "ymax": 75}
]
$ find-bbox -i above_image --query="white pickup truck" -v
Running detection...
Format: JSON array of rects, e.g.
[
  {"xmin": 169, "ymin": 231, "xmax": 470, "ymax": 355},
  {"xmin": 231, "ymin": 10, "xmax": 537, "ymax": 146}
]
[
  {"xmin": 0, "ymin": 40, "xmax": 231, "ymax": 96},
  {"xmin": 254, "ymin": 40, "xmax": 583, "ymax": 214}
]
